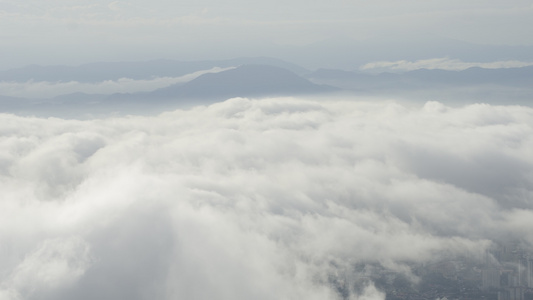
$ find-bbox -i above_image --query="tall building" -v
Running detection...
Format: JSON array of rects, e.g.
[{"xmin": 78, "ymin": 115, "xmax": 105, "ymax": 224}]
[
  {"xmin": 482, "ymin": 268, "xmax": 501, "ymax": 290},
  {"xmin": 527, "ymin": 257, "xmax": 533, "ymax": 288},
  {"xmin": 499, "ymin": 287, "xmax": 525, "ymax": 300}
]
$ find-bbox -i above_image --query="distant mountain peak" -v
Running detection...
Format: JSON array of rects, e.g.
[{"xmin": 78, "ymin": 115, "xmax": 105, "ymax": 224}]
[{"xmin": 149, "ymin": 64, "xmax": 336, "ymax": 101}]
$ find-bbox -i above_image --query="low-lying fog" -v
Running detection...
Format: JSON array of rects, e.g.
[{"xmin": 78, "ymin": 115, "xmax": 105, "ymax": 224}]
[{"xmin": 1, "ymin": 97, "xmax": 532, "ymax": 300}]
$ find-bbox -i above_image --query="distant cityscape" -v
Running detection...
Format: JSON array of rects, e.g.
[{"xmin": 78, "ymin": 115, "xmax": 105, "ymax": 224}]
[{"xmin": 331, "ymin": 242, "xmax": 533, "ymax": 300}]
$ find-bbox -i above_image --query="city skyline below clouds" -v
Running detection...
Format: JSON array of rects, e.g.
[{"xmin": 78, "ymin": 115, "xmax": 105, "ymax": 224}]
[{"xmin": 1, "ymin": 0, "xmax": 533, "ymax": 69}]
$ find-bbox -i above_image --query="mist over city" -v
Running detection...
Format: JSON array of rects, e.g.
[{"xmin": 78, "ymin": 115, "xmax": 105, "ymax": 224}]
[{"xmin": 1, "ymin": 1, "xmax": 533, "ymax": 300}]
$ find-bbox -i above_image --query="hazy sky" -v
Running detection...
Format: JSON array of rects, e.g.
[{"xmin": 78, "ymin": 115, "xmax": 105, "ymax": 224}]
[{"xmin": 1, "ymin": 0, "xmax": 533, "ymax": 68}]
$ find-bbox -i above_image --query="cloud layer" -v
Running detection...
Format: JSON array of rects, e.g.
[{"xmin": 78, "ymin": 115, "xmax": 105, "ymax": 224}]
[
  {"xmin": 360, "ymin": 57, "xmax": 533, "ymax": 72},
  {"xmin": 1, "ymin": 97, "xmax": 532, "ymax": 300},
  {"xmin": 0, "ymin": 67, "xmax": 233, "ymax": 99}
]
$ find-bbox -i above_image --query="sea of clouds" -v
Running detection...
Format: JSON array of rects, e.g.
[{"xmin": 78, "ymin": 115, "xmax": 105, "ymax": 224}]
[{"xmin": 1, "ymin": 97, "xmax": 532, "ymax": 300}]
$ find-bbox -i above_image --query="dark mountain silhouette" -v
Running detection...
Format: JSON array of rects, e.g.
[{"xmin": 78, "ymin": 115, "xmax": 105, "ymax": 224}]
[
  {"xmin": 0, "ymin": 57, "xmax": 309, "ymax": 83},
  {"xmin": 0, "ymin": 64, "xmax": 337, "ymax": 117},
  {"xmin": 307, "ymin": 68, "xmax": 366, "ymax": 80},
  {"xmin": 33, "ymin": 64, "xmax": 334, "ymax": 105},
  {"xmin": 3, "ymin": 61, "xmax": 533, "ymax": 117},
  {"xmin": 143, "ymin": 64, "xmax": 336, "ymax": 101},
  {"xmin": 0, "ymin": 95, "xmax": 32, "ymax": 111},
  {"xmin": 404, "ymin": 65, "xmax": 533, "ymax": 86},
  {"xmin": 307, "ymin": 65, "xmax": 533, "ymax": 90}
]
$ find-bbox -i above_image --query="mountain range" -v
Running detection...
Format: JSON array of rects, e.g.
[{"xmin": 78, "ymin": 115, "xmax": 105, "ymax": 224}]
[
  {"xmin": 0, "ymin": 57, "xmax": 309, "ymax": 83},
  {"xmin": 0, "ymin": 63, "xmax": 335, "ymax": 117},
  {"xmin": 306, "ymin": 65, "xmax": 533, "ymax": 90},
  {"xmin": 1, "ymin": 57, "xmax": 533, "ymax": 117}
]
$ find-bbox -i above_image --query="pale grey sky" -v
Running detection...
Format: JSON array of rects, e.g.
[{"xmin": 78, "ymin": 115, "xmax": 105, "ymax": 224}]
[{"xmin": 1, "ymin": 0, "xmax": 533, "ymax": 69}]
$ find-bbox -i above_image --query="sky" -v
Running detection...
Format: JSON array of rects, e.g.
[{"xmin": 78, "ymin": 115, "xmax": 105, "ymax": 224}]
[
  {"xmin": 1, "ymin": 97, "xmax": 532, "ymax": 299},
  {"xmin": 1, "ymin": 0, "xmax": 533, "ymax": 69}
]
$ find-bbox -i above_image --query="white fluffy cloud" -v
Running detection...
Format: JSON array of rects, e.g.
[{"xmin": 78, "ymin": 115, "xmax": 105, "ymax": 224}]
[
  {"xmin": 1, "ymin": 97, "xmax": 532, "ymax": 299},
  {"xmin": 360, "ymin": 57, "xmax": 533, "ymax": 72},
  {"xmin": 2, "ymin": 237, "xmax": 92, "ymax": 300}
]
